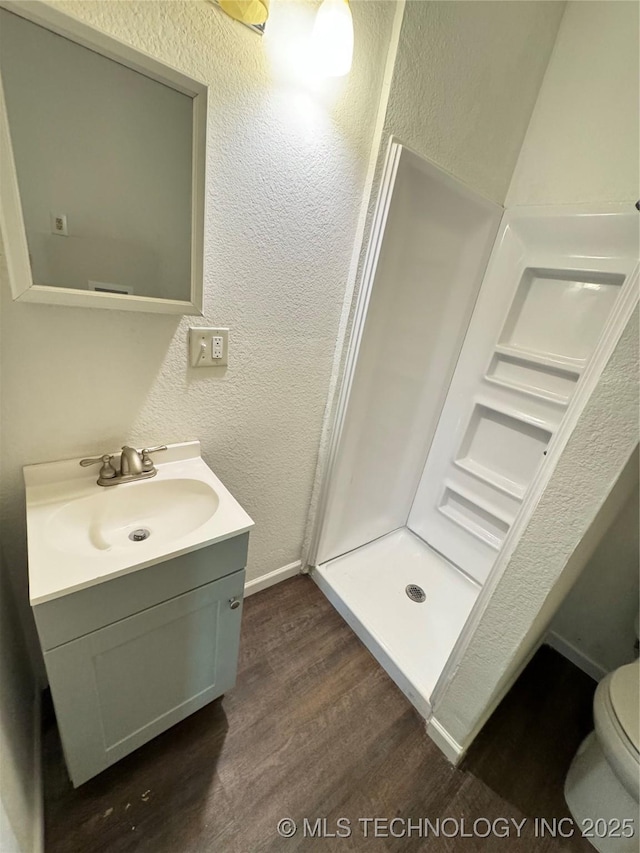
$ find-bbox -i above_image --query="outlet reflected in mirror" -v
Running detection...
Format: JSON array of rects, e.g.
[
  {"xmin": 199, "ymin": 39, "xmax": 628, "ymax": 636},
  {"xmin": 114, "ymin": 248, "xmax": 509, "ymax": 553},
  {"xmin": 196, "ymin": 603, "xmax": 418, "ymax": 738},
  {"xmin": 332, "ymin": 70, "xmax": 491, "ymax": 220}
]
[{"xmin": 0, "ymin": 3, "xmax": 207, "ymax": 314}]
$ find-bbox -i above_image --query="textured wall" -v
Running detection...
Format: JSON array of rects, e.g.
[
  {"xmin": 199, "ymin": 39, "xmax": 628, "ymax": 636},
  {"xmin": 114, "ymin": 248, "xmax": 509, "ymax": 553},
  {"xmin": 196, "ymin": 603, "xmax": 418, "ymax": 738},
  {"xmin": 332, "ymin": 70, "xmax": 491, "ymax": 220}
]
[
  {"xmin": 383, "ymin": 0, "xmax": 566, "ymax": 204},
  {"xmin": 507, "ymin": 0, "xmax": 639, "ymax": 206},
  {"xmin": 432, "ymin": 0, "xmax": 640, "ymax": 750},
  {"xmin": 550, "ymin": 476, "xmax": 639, "ymax": 677},
  {"xmin": 0, "ymin": 0, "xmax": 396, "ymax": 628}
]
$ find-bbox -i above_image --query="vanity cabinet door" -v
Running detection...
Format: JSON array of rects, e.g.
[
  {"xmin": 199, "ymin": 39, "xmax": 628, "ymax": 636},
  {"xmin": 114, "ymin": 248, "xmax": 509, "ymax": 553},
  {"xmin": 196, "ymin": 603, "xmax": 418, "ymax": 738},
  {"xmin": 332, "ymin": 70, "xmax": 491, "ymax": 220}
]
[{"xmin": 45, "ymin": 570, "xmax": 244, "ymax": 787}]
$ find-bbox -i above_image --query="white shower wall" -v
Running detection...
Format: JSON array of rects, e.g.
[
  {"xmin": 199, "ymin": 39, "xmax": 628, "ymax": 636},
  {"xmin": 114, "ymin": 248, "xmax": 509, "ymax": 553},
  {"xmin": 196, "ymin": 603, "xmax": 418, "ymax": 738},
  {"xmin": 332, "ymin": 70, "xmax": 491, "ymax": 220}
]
[
  {"xmin": 312, "ymin": 142, "xmax": 503, "ymax": 717},
  {"xmin": 312, "ymin": 140, "xmax": 638, "ymax": 721},
  {"xmin": 428, "ymin": 0, "xmax": 639, "ymax": 759},
  {"xmin": 408, "ymin": 206, "xmax": 636, "ymax": 584},
  {"xmin": 314, "ymin": 143, "xmax": 501, "ymax": 566}
]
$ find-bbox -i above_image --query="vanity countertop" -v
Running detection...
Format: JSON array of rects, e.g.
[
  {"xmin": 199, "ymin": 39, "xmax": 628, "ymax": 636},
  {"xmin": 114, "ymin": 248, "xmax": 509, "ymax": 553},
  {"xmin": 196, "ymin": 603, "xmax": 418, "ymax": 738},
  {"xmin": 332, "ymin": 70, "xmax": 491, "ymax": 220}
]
[{"xmin": 24, "ymin": 441, "xmax": 254, "ymax": 605}]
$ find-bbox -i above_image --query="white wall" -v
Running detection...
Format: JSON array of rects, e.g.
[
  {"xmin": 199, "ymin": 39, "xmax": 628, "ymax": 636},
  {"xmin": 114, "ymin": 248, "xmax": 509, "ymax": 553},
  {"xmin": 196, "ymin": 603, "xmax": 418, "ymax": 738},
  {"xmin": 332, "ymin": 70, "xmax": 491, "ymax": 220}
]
[
  {"xmin": 382, "ymin": 0, "xmax": 567, "ymax": 204},
  {"xmin": 430, "ymin": 0, "xmax": 640, "ymax": 755},
  {"xmin": 507, "ymin": 0, "xmax": 639, "ymax": 206},
  {"xmin": 0, "ymin": 8, "xmax": 193, "ymax": 300},
  {"xmin": 549, "ymin": 462, "xmax": 639, "ymax": 680},
  {"xmin": 0, "ymin": 0, "xmax": 397, "ymax": 651}
]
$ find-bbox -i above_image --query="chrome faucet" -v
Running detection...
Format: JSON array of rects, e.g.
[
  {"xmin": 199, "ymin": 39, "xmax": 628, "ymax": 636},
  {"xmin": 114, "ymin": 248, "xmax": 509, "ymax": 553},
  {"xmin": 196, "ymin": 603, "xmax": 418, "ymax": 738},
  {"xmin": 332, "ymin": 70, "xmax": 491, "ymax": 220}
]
[
  {"xmin": 80, "ymin": 445, "xmax": 167, "ymax": 486},
  {"xmin": 120, "ymin": 446, "xmax": 144, "ymax": 477}
]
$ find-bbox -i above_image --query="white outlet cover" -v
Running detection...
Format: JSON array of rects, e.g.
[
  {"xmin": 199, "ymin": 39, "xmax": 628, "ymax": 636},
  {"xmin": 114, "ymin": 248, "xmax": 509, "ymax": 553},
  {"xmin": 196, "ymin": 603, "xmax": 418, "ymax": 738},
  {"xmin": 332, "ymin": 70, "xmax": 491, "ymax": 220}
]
[
  {"xmin": 50, "ymin": 212, "xmax": 68, "ymax": 236},
  {"xmin": 189, "ymin": 327, "xmax": 229, "ymax": 367}
]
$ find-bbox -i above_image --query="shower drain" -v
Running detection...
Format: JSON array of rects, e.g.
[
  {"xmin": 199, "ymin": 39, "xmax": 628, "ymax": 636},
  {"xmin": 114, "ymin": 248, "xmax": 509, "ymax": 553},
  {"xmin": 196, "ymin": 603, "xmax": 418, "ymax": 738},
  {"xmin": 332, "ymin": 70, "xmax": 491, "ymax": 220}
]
[
  {"xmin": 129, "ymin": 528, "xmax": 151, "ymax": 542},
  {"xmin": 405, "ymin": 584, "xmax": 426, "ymax": 603}
]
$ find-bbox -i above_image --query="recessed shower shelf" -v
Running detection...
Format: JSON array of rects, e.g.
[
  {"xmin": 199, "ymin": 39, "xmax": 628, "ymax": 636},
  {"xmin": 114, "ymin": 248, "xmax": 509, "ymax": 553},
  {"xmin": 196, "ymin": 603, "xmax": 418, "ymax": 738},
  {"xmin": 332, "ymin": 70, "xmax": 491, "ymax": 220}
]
[
  {"xmin": 438, "ymin": 486, "xmax": 509, "ymax": 550},
  {"xmin": 484, "ymin": 349, "xmax": 579, "ymax": 405},
  {"xmin": 493, "ymin": 344, "xmax": 584, "ymax": 374},
  {"xmin": 483, "ymin": 373, "xmax": 571, "ymax": 406},
  {"xmin": 454, "ymin": 458, "xmax": 526, "ymax": 500},
  {"xmin": 455, "ymin": 402, "xmax": 553, "ymax": 501},
  {"xmin": 473, "ymin": 397, "xmax": 555, "ymax": 433},
  {"xmin": 497, "ymin": 267, "xmax": 623, "ymax": 364}
]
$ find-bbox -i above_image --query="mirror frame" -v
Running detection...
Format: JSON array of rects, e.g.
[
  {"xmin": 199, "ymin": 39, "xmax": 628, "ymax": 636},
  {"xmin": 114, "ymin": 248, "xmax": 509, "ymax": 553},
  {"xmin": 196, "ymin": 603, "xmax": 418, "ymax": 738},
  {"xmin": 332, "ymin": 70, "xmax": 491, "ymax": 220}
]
[{"xmin": 0, "ymin": 0, "xmax": 207, "ymax": 315}]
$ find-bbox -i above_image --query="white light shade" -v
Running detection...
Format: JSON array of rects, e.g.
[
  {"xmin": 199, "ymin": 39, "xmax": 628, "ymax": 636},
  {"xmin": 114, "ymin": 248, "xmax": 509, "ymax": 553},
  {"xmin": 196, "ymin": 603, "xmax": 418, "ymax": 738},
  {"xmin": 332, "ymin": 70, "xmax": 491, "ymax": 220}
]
[{"xmin": 311, "ymin": 0, "xmax": 354, "ymax": 78}]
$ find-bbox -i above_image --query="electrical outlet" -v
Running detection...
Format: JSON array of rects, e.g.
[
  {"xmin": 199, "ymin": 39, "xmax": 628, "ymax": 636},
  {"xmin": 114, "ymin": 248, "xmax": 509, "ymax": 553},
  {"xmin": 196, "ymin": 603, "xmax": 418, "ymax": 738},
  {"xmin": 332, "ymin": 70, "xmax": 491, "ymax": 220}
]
[
  {"xmin": 50, "ymin": 212, "xmax": 68, "ymax": 236},
  {"xmin": 189, "ymin": 327, "xmax": 229, "ymax": 367},
  {"xmin": 212, "ymin": 336, "xmax": 224, "ymax": 359}
]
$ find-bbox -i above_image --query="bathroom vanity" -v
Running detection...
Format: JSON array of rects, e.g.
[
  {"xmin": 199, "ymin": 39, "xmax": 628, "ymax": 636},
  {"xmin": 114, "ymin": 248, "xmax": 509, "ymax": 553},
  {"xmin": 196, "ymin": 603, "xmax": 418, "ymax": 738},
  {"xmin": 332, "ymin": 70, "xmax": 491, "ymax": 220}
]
[{"xmin": 25, "ymin": 442, "xmax": 253, "ymax": 787}]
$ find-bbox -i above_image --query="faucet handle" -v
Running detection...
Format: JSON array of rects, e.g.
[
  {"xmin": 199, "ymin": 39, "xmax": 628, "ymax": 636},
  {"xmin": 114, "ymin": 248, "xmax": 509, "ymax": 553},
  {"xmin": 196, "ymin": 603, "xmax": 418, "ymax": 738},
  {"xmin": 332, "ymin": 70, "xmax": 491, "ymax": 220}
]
[
  {"xmin": 79, "ymin": 454, "xmax": 117, "ymax": 480},
  {"xmin": 141, "ymin": 445, "xmax": 167, "ymax": 471}
]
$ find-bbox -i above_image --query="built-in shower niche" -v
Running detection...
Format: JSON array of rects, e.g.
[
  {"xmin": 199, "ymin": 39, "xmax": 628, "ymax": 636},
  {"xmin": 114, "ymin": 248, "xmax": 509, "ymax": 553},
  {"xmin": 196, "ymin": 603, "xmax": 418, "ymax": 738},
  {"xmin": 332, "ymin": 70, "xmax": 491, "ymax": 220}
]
[
  {"xmin": 455, "ymin": 404, "xmax": 552, "ymax": 499},
  {"xmin": 486, "ymin": 352, "xmax": 579, "ymax": 404},
  {"xmin": 438, "ymin": 486, "xmax": 509, "ymax": 550},
  {"xmin": 498, "ymin": 267, "xmax": 623, "ymax": 365}
]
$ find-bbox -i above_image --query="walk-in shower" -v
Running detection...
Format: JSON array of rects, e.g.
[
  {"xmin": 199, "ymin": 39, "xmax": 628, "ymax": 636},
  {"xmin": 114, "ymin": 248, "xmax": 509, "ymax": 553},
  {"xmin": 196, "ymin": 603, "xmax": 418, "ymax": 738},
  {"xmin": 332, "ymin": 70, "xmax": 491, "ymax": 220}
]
[{"xmin": 309, "ymin": 139, "xmax": 639, "ymax": 721}]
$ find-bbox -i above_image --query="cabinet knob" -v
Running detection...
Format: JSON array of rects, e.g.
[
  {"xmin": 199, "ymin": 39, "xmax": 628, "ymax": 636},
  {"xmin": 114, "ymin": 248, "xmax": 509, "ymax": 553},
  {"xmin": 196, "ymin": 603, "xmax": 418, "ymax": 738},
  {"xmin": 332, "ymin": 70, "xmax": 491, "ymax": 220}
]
[{"xmin": 229, "ymin": 597, "xmax": 241, "ymax": 610}]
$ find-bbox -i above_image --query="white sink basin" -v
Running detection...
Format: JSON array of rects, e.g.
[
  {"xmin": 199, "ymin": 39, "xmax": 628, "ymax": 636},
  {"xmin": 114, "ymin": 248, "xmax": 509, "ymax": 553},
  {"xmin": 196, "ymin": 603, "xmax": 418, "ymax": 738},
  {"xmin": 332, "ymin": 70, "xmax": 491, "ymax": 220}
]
[
  {"xmin": 46, "ymin": 478, "xmax": 220, "ymax": 555},
  {"xmin": 24, "ymin": 441, "xmax": 254, "ymax": 604}
]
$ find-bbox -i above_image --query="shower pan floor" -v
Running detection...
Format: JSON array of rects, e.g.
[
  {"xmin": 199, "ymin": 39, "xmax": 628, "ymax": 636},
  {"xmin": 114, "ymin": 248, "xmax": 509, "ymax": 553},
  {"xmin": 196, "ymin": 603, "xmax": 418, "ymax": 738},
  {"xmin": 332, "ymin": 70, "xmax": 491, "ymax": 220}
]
[{"xmin": 313, "ymin": 528, "xmax": 480, "ymax": 718}]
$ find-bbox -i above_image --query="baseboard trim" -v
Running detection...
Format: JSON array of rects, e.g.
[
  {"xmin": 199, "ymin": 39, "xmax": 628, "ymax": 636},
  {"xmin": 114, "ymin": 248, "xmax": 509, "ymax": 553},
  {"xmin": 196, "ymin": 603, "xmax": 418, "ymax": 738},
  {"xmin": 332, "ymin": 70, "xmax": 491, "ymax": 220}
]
[
  {"xmin": 33, "ymin": 687, "xmax": 43, "ymax": 853},
  {"xmin": 545, "ymin": 632, "xmax": 607, "ymax": 682},
  {"xmin": 244, "ymin": 561, "xmax": 302, "ymax": 598},
  {"xmin": 426, "ymin": 717, "xmax": 466, "ymax": 766}
]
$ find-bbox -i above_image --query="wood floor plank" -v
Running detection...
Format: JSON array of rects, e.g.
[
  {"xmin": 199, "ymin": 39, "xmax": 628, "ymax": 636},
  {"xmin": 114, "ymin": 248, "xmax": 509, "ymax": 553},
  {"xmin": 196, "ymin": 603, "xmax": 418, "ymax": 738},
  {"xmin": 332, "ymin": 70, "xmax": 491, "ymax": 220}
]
[{"xmin": 42, "ymin": 575, "xmax": 597, "ymax": 853}]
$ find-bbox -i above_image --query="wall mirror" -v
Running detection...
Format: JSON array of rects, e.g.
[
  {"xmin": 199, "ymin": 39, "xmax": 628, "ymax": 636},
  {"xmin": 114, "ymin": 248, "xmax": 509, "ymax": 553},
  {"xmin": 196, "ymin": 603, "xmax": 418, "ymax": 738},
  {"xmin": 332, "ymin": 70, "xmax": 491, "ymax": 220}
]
[{"xmin": 0, "ymin": 1, "xmax": 206, "ymax": 314}]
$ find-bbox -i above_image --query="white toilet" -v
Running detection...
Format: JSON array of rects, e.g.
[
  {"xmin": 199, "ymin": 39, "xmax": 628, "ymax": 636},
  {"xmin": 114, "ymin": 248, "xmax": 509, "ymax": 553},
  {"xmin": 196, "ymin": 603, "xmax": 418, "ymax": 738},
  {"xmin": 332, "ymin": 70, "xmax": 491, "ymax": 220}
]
[{"xmin": 565, "ymin": 660, "xmax": 639, "ymax": 853}]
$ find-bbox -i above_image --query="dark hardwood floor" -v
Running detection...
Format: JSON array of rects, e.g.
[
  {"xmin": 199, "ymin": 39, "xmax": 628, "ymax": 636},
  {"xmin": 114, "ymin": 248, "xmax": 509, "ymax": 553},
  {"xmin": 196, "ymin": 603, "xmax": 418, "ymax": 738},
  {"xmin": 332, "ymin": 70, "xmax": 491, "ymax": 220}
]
[{"xmin": 42, "ymin": 575, "xmax": 596, "ymax": 852}]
